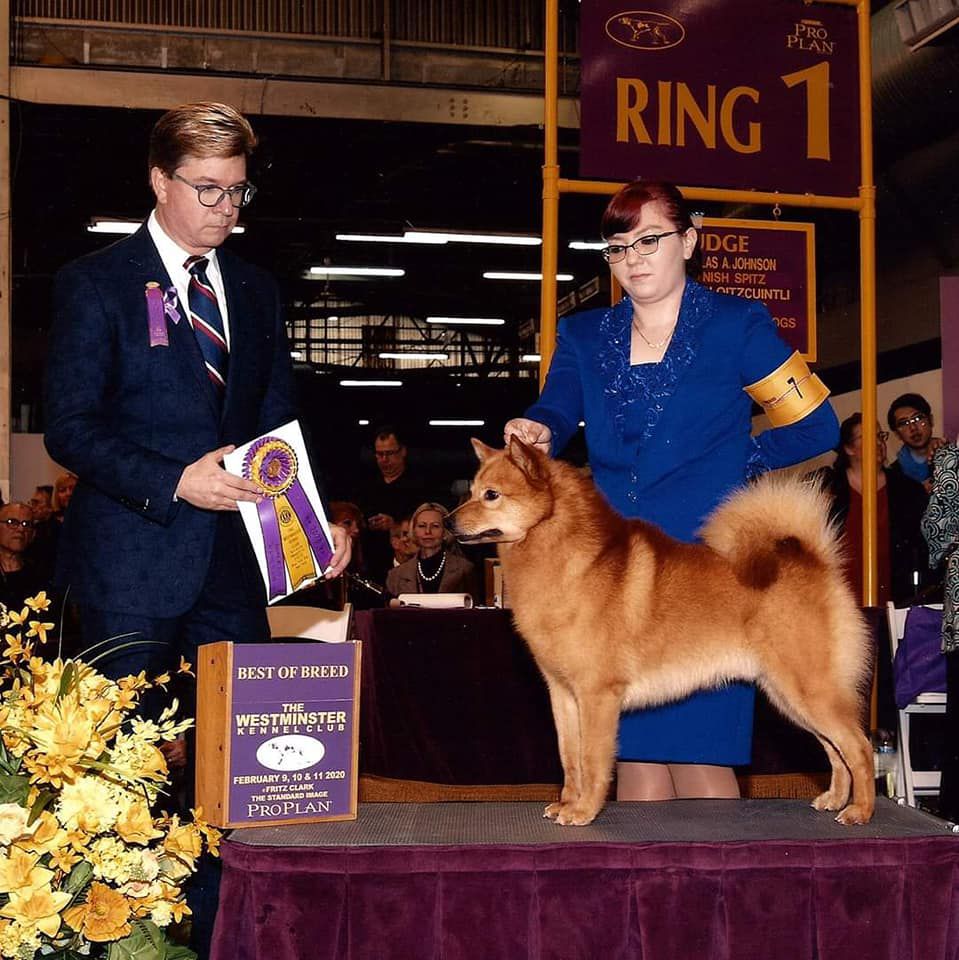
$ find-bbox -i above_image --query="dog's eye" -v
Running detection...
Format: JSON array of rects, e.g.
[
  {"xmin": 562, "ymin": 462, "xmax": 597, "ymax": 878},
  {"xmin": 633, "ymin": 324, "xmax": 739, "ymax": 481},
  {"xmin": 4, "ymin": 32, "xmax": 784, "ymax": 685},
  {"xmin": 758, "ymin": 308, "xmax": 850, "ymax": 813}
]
[{"xmin": 483, "ymin": 489, "xmax": 500, "ymax": 501}]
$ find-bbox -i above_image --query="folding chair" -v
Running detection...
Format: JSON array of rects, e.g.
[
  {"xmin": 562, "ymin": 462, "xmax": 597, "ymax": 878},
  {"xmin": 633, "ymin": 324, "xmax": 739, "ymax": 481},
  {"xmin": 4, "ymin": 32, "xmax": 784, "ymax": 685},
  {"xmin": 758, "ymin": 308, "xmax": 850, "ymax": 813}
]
[
  {"xmin": 266, "ymin": 603, "xmax": 353, "ymax": 643},
  {"xmin": 885, "ymin": 601, "xmax": 946, "ymax": 806}
]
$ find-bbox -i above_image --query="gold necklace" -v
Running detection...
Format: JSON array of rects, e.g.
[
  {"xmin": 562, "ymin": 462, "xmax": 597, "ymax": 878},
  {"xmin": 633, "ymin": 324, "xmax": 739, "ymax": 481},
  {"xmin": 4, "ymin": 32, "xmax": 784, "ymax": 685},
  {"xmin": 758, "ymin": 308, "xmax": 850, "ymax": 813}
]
[{"xmin": 633, "ymin": 320, "xmax": 677, "ymax": 351}]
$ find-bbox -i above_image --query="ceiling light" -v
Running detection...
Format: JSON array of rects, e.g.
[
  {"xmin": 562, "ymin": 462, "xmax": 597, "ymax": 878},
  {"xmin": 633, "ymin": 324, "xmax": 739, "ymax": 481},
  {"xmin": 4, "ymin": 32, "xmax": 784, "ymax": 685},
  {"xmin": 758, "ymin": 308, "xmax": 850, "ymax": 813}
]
[
  {"xmin": 429, "ymin": 419, "xmax": 486, "ymax": 426},
  {"xmin": 378, "ymin": 352, "xmax": 448, "ymax": 361},
  {"xmin": 521, "ymin": 354, "xmax": 542, "ymax": 362},
  {"xmin": 483, "ymin": 272, "xmax": 574, "ymax": 281},
  {"xmin": 290, "ymin": 350, "xmax": 304, "ymax": 360},
  {"xmin": 358, "ymin": 419, "xmax": 370, "ymax": 425},
  {"xmin": 308, "ymin": 267, "xmax": 405, "ymax": 278},
  {"xmin": 336, "ymin": 233, "xmax": 446, "ymax": 244},
  {"xmin": 339, "ymin": 379, "xmax": 403, "ymax": 387},
  {"xmin": 405, "ymin": 230, "xmax": 541, "ymax": 246},
  {"xmin": 569, "ymin": 241, "xmax": 606, "ymax": 250},
  {"xmin": 86, "ymin": 218, "xmax": 245, "ymax": 235},
  {"xmin": 426, "ymin": 316, "xmax": 505, "ymax": 326}
]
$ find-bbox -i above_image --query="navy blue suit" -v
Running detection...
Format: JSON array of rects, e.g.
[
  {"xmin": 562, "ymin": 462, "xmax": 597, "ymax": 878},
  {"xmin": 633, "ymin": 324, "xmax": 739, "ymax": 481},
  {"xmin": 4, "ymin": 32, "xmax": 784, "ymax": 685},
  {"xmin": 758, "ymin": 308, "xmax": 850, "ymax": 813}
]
[{"xmin": 45, "ymin": 224, "xmax": 295, "ymax": 623}]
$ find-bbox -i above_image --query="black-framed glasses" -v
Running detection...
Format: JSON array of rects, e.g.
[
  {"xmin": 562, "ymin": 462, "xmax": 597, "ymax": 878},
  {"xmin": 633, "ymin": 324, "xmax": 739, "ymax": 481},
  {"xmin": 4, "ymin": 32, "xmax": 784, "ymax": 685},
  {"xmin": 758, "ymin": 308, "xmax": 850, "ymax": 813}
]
[
  {"xmin": 602, "ymin": 230, "xmax": 684, "ymax": 263},
  {"xmin": 894, "ymin": 413, "xmax": 929, "ymax": 430},
  {"xmin": 171, "ymin": 172, "xmax": 257, "ymax": 208},
  {"xmin": 1, "ymin": 518, "xmax": 37, "ymax": 530}
]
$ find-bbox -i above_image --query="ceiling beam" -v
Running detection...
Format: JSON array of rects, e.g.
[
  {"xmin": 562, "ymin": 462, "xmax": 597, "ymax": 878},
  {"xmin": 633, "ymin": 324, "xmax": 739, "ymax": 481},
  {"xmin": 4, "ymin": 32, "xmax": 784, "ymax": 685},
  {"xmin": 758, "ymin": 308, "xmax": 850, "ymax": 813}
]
[{"xmin": 11, "ymin": 66, "xmax": 581, "ymax": 128}]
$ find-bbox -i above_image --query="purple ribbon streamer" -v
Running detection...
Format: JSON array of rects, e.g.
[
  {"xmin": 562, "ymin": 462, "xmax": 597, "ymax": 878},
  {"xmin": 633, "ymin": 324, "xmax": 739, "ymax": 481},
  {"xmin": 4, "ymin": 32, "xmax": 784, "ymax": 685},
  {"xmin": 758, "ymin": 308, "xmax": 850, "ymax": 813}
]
[
  {"xmin": 286, "ymin": 480, "xmax": 334, "ymax": 569},
  {"xmin": 257, "ymin": 497, "xmax": 287, "ymax": 600},
  {"xmin": 146, "ymin": 285, "xmax": 168, "ymax": 347}
]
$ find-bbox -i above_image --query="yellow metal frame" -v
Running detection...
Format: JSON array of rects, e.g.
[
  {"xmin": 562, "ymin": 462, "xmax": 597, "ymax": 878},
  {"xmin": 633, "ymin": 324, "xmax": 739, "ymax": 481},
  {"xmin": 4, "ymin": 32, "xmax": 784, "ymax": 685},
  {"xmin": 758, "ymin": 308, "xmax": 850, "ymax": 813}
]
[
  {"xmin": 700, "ymin": 217, "xmax": 817, "ymax": 363},
  {"xmin": 539, "ymin": 0, "xmax": 877, "ymax": 614}
]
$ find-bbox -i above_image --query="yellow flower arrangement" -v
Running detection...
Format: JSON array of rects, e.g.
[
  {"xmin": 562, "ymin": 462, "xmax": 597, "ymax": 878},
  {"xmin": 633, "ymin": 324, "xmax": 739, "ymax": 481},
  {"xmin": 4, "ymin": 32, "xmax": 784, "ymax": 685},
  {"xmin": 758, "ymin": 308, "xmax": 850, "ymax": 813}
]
[{"xmin": 0, "ymin": 595, "xmax": 221, "ymax": 959}]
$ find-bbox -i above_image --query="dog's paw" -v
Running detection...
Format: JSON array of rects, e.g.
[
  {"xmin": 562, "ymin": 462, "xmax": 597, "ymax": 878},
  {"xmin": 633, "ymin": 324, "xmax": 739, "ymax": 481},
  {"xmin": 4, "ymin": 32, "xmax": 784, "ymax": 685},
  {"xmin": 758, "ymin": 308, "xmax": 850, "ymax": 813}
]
[
  {"xmin": 543, "ymin": 802, "xmax": 562, "ymax": 820},
  {"xmin": 552, "ymin": 803, "xmax": 600, "ymax": 826},
  {"xmin": 834, "ymin": 803, "xmax": 873, "ymax": 825},
  {"xmin": 811, "ymin": 790, "xmax": 846, "ymax": 812}
]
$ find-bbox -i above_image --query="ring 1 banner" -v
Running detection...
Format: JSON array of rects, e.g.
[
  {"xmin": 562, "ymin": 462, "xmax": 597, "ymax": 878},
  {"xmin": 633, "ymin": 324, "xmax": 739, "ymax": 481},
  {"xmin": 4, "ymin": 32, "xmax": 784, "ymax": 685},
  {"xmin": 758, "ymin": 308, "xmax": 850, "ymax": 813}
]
[
  {"xmin": 580, "ymin": 2, "xmax": 860, "ymax": 197},
  {"xmin": 698, "ymin": 218, "xmax": 817, "ymax": 361}
]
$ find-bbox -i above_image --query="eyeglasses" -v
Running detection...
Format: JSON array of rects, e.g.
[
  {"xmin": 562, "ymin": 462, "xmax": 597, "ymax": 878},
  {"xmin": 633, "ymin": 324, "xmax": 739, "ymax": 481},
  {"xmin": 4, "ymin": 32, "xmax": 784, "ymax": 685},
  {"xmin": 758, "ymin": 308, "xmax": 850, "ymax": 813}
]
[
  {"xmin": 171, "ymin": 172, "xmax": 257, "ymax": 208},
  {"xmin": 601, "ymin": 230, "xmax": 684, "ymax": 263},
  {"xmin": 1, "ymin": 518, "xmax": 37, "ymax": 530},
  {"xmin": 375, "ymin": 449, "xmax": 403, "ymax": 459},
  {"xmin": 894, "ymin": 413, "xmax": 929, "ymax": 430}
]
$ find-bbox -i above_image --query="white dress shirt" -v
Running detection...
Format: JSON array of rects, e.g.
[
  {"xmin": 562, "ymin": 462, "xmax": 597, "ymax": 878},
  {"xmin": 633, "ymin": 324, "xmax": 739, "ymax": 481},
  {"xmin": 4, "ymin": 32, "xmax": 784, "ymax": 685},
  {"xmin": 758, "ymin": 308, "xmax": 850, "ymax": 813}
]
[{"xmin": 147, "ymin": 210, "xmax": 231, "ymax": 347}]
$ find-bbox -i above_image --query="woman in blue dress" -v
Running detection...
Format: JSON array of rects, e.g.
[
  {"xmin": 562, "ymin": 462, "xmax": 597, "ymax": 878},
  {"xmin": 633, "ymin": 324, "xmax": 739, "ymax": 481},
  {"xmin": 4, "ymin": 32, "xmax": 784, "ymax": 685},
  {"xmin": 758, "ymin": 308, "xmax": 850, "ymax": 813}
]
[{"xmin": 505, "ymin": 181, "xmax": 839, "ymax": 802}]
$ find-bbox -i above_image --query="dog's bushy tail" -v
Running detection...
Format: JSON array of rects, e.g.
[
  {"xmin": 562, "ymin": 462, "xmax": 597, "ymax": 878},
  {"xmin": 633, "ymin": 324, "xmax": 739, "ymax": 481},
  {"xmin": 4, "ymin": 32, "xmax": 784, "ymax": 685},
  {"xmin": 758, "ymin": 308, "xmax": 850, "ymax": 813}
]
[{"xmin": 699, "ymin": 473, "xmax": 842, "ymax": 589}]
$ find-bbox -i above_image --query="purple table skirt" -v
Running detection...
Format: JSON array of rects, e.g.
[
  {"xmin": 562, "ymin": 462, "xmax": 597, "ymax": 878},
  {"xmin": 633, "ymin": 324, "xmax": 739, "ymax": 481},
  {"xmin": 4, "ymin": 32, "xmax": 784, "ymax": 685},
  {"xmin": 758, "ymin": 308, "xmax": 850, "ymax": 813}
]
[{"xmin": 213, "ymin": 831, "xmax": 959, "ymax": 960}]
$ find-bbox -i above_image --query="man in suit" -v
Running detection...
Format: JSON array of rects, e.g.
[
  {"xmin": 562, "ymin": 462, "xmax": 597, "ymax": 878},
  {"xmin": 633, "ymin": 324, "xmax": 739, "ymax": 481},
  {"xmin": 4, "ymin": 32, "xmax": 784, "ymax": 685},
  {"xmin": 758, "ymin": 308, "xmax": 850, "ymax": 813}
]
[{"xmin": 44, "ymin": 100, "xmax": 350, "ymax": 687}]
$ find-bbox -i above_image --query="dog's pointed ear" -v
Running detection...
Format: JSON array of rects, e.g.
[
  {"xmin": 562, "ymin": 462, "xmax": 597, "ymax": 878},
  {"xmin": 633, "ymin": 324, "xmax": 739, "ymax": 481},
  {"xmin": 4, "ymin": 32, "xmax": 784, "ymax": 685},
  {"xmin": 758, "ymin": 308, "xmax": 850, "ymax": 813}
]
[
  {"xmin": 471, "ymin": 438, "xmax": 496, "ymax": 462},
  {"xmin": 507, "ymin": 435, "xmax": 545, "ymax": 481}
]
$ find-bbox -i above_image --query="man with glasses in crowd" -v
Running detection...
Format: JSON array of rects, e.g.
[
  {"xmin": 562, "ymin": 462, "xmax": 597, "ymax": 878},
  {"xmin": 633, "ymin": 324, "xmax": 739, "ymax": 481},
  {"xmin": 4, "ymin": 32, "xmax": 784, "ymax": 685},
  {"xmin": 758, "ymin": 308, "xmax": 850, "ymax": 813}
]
[
  {"xmin": 44, "ymin": 101, "xmax": 349, "ymax": 956},
  {"xmin": 887, "ymin": 393, "xmax": 946, "ymax": 494}
]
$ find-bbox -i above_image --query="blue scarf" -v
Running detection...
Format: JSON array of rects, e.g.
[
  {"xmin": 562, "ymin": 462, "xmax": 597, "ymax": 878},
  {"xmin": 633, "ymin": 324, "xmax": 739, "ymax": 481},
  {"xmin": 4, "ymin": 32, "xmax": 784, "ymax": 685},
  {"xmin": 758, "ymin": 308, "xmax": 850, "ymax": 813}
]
[{"xmin": 896, "ymin": 444, "xmax": 930, "ymax": 483}]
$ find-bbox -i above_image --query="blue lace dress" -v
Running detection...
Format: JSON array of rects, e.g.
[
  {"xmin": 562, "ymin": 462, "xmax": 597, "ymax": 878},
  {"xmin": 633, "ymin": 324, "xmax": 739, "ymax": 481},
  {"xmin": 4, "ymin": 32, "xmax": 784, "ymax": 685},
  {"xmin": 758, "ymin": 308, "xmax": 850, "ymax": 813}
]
[{"xmin": 525, "ymin": 281, "xmax": 839, "ymax": 764}]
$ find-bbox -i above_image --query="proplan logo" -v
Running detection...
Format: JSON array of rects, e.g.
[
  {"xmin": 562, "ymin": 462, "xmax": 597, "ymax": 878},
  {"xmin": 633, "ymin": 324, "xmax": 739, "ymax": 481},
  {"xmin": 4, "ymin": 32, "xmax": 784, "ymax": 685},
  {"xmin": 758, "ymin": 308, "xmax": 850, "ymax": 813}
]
[{"xmin": 605, "ymin": 11, "xmax": 685, "ymax": 50}]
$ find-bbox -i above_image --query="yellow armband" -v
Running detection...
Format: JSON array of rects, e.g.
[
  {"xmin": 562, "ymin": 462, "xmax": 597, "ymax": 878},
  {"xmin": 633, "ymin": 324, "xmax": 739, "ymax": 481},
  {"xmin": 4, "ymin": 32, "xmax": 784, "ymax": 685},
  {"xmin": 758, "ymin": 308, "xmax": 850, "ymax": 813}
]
[{"xmin": 744, "ymin": 351, "xmax": 829, "ymax": 428}]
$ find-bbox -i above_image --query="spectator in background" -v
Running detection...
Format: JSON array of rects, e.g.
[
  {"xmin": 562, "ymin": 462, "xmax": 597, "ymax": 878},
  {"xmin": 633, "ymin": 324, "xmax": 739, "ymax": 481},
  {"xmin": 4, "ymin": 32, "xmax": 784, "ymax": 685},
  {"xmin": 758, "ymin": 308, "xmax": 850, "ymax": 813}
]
[
  {"xmin": 920, "ymin": 443, "xmax": 959, "ymax": 821},
  {"xmin": 386, "ymin": 502, "xmax": 480, "ymax": 603},
  {"xmin": 51, "ymin": 471, "xmax": 77, "ymax": 522},
  {"xmin": 389, "ymin": 516, "xmax": 416, "ymax": 567},
  {"xmin": 29, "ymin": 486, "xmax": 53, "ymax": 522},
  {"xmin": 887, "ymin": 393, "xmax": 945, "ymax": 494},
  {"xmin": 0, "ymin": 502, "xmax": 46, "ymax": 611},
  {"xmin": 813, "ymin": 412, "xmax": 930, "ymax": 605},
  {"xmin": 357, "ymin": 425, "xmax": 431, "ymax": 583}
]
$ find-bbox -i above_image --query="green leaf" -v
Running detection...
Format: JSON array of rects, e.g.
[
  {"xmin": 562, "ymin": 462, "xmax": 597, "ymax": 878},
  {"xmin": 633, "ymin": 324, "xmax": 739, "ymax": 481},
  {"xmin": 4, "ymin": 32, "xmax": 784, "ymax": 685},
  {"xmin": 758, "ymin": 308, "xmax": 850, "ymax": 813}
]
[
  {"xmin": 163, "ymin": 947, "xmax": 197, "ymax": 960},
  {"xmin": 64, "ymin": 859, "xmax": 94, "ymax": 895},
  {"xmin": 105, "ymin": 918, "xmax": 194, "ymax": 960},
  {"xmin": 57, "ymin": 661, "xmax": 76, "ymax": 699},
  {"xmin": 0, "ymin": 773, "xmax": 29, "ymax": 805},
  {"xmin": 27, "ymin": 787, "xmax": 55, "ymax": 825}
]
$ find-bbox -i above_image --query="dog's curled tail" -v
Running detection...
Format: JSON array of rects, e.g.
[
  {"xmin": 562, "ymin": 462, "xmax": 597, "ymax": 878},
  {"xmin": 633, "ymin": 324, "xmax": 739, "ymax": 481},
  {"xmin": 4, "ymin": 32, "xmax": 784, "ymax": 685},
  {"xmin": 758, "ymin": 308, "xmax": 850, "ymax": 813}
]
[{"xmin": 699, "ymin": 473, "xmax": 842, "ymax": 589}]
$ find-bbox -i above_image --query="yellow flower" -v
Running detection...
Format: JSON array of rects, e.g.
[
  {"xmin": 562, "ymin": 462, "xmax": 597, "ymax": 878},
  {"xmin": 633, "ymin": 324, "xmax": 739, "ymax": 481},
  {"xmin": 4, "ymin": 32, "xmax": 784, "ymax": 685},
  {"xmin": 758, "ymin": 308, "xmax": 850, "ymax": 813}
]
[
  {"xmin": 153, "ymin": 671, "xmax": 171, "ymax": 690},
  {"xmin": 5, "ymin": 608, "xmax": 27, "ymax": 627},
  {"xmin": 115, "ymin": 802, "xmax": 162, "ymax": 846},
  {"xmin": 27, "ymin": 696, "xmax": 100, "ymax": 788},
  {"xmin": 0, "ymin": 847, "xmax": 53, "ymax": 896},
  {"xmin": 2, "ymin": 634, "xmax": 25, "ymax": 662},
  {"xmin": 163, "ymin": 819, "xmax": 202, "ymax": 865},
  {"xmin": 48, "ymin": 846, "xmax": 80, "ymax": 873},
  {"xmin": 19, "ymin": 811, "xmax": 65, "ymax": 857},
  {"xmin": 24, "ymin": 593, "xmax": 51, "ymax": 613},
  {"xmin": 63, "ymin": 881, "xmax": 132, "ymax": 942},
  {"xmin": 0, "ymin": 804, "xmax": 31, "ymax": 847},
  {"xmin": 57, "ymin": 778, "xmax": 117, "ymax": 835},
  {"xmin": 0, "ymin": 885, "xmax": 71, "ymax": 938},
  {"xmin": 178, "ymin": 656, "xmax": 194, "ymax": 677},
  {"xmin": 25, "ymin": 620, "xmax": 54, "ymax": 644}
]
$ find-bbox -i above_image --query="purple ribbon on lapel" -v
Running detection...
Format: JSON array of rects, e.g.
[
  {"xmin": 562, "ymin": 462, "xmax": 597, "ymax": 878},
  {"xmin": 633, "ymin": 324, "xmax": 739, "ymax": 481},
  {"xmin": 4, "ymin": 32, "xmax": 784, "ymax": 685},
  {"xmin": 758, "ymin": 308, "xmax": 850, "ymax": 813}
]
[
  {"xmin": 146, "ymin": 283, "xmax": 182, "ymax": 346},
  {"xmin": 244, "ymin": 436, "xmax": 334, "ymax": 600}
]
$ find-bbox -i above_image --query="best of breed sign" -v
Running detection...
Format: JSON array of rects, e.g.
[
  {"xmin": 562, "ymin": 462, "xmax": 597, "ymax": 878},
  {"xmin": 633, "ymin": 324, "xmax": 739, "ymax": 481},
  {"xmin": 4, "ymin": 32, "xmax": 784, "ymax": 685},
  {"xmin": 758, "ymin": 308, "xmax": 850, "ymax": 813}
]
[
  {"xmin": 196, "ymin": 641, "xmax": 361, "ymax": 828},
  {"xmin": 580, "ymin": 1, "xmax": 860, "ymax": 196}
]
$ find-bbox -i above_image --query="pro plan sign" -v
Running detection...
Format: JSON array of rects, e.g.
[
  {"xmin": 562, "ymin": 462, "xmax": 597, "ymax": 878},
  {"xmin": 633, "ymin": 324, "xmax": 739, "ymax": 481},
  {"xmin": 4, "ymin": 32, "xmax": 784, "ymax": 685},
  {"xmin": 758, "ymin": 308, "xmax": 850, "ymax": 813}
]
[{"xmin": 580, "ymin": 2, "xmax": 860, "ymax": 196}]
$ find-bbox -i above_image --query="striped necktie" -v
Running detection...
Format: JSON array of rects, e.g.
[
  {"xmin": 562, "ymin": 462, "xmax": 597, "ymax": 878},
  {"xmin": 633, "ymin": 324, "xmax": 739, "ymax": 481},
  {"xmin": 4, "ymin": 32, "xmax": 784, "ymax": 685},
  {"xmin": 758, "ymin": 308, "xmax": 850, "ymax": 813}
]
[{"xmin": 184, "ymin": 255, "xmax": 228, "ymax": 397}]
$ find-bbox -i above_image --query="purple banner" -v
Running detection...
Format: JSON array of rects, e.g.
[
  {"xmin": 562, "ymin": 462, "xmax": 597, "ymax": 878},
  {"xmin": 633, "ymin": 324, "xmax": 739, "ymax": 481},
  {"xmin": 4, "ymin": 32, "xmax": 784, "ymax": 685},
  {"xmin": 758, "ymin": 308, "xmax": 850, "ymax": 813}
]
[
  {"xmin": 698, "ymin": 218, "xmax": 816, "ymax": 360},
  {"xmin": 580, "ymin": 1, "xmax": 860, "ymax": 196},
  {"xmin": 228, "ymin": 642, "xmax": 359, "ymax": 824}
]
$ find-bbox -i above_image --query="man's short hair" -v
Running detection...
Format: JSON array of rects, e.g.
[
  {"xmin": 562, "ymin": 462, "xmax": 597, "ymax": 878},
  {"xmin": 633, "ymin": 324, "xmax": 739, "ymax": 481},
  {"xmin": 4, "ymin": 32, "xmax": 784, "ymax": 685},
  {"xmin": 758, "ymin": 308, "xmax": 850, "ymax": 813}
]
[
  {"xmin": 887, "ymin": 393, "xmax": 932, "ymax": 430},
  {"xmin": 148, "ymin": 102, "xmax": 257, "ymax": 178},
  {"xmin": 374, "ymin": 424, "xmax": 406, "ymax": 448}
]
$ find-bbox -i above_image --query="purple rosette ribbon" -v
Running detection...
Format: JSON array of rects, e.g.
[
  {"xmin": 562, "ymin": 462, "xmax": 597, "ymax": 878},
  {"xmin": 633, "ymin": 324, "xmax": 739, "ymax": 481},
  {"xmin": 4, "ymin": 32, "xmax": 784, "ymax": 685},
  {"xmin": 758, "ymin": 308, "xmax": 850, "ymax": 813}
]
[{"xmin": 244, "ymin": 436, "xmax": 334, "ymax": 600}]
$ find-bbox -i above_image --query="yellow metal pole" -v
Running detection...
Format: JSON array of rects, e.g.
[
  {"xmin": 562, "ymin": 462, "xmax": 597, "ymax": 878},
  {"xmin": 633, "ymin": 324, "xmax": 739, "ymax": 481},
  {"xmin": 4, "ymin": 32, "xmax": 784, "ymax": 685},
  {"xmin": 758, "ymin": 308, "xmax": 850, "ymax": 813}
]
[
  {"xmin": 539, "ymin": 0, "xmax": 560, "ymax": 389},
  {"xmin": 558, "ymin": 178, "xmax": 863, "ymax": 212},
  {"xmin": 857, "ymin": 0, "xmax": 877, "ymax": 611}
]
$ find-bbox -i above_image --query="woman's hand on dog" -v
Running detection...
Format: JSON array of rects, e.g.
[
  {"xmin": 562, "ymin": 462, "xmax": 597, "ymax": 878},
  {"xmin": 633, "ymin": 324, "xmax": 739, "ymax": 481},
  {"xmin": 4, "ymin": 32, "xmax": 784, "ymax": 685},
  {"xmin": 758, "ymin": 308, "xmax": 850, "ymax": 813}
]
[{"xmin": 504, "ymin": 418, "xmax": 552, "ymax": 454}]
